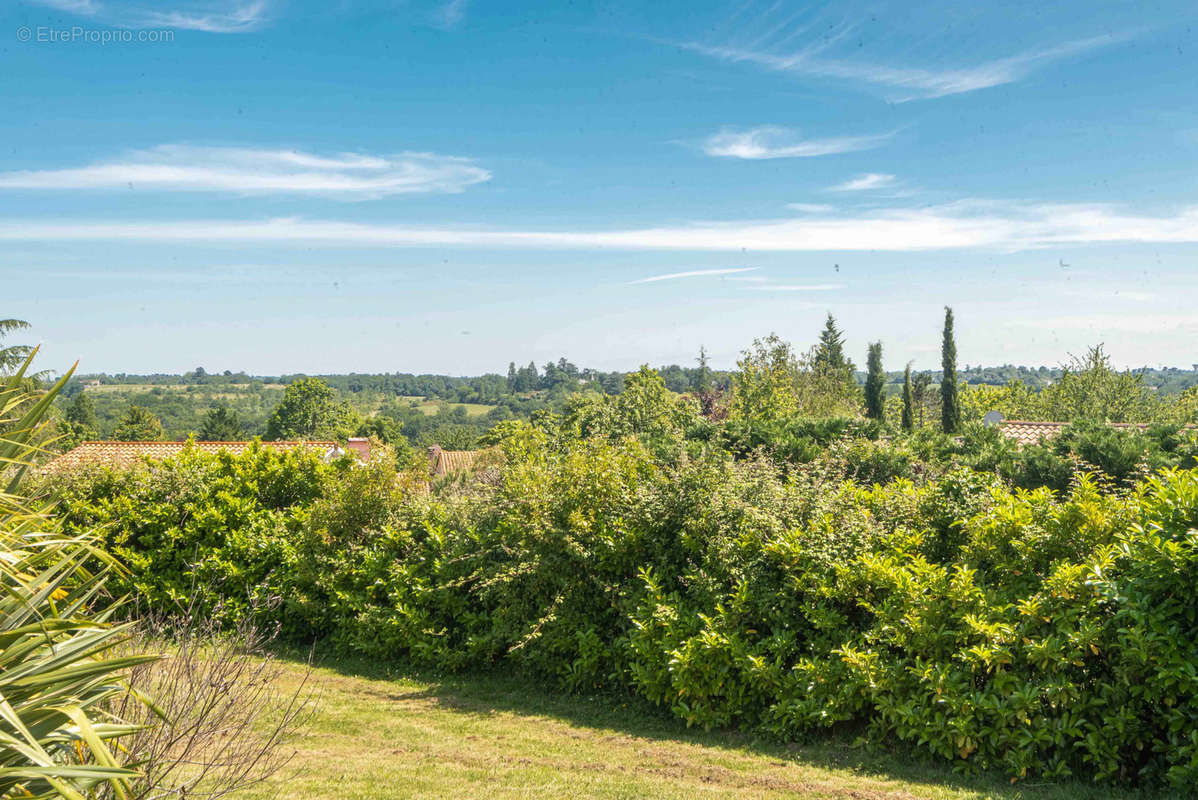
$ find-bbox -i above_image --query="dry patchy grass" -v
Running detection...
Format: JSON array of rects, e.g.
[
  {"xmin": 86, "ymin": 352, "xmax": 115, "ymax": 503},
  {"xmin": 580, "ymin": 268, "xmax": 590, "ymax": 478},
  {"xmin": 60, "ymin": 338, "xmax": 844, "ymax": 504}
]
[
  {"xmin": 237, "ymin": 656, "xmax": 1159, "ymax": 800},
  {"xmin": 396, "ymin": 396, "xmax": 496, "ymax": 417}
]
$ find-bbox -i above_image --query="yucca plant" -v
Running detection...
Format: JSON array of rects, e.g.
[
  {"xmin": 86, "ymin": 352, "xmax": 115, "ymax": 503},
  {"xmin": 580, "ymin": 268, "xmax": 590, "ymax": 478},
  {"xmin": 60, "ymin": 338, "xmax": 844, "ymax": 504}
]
[{"xmin": 1, "ymin": 348, "xmax": 160, "ymax": 799}]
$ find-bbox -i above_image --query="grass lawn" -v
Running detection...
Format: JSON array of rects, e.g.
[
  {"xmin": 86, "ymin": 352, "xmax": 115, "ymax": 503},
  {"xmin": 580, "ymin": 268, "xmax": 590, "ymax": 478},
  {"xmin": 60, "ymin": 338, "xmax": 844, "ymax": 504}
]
[{"xmin": 240, "ymin": 655, "xmax": 1156, "ymax": 800}]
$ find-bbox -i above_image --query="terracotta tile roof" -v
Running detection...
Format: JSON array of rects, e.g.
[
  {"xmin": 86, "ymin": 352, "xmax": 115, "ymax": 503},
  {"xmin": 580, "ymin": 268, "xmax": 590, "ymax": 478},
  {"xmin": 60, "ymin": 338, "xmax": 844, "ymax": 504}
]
[
  {"xmin": 998, "ymin": 421, "xmax": 1067, "ymax": 445},
  {"xmin": 997, "ymin": 420, "xmax": 1153, "ymax": 446},
  {"xmin": 428, "ymin": 446, "xmax": 477, "ymax": 477},
  {"xmin": 42, "ymin": 440, "xmax": 342, "ymax": 473}
]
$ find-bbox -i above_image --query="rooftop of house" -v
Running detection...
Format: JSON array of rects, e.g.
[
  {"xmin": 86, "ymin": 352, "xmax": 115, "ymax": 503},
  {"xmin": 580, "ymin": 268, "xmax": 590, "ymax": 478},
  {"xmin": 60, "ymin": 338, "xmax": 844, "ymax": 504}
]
[
  {"xmin": 427, "ymin": 445, "xmax": 476, "ymax": 477},
  {"xmin": 994, "ymin": 418, "xmax": 1154, "ymax": 445},
  {"xmin": 41, "ymin": 439, "xmax": 344, "ymax": 473}
]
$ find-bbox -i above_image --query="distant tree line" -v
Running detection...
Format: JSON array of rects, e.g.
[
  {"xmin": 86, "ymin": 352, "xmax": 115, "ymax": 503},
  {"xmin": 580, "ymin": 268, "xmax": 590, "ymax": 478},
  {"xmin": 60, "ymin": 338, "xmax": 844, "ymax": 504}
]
[{"xmin": 13, "ymin": 306, "xmax": 1194, "ymax": 457}]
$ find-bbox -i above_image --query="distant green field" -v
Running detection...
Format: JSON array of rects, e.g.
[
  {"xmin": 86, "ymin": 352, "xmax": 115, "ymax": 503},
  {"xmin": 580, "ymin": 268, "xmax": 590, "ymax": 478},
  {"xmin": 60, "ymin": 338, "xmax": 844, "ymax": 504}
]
[
  {"xmin": 396, "ymin": 396, "xmax": 495, "ymax": 417},
  {"xmin": 66, "ymin": 384, "xmax": 498, "ymax": 442},
  {"xmin": 84, "ymin": 383, "xmax": 285, "ymax": 395}
]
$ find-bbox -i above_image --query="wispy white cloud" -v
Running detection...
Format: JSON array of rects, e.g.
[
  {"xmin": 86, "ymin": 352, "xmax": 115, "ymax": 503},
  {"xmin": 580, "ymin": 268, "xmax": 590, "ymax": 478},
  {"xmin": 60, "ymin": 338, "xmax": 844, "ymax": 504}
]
[
  {"xmin": 0, "ymin": 145, "xmax": 491, "ymax": 198},
  {"xmin": 4, "ymin": 202, "xmax": 1198, "ymax": 252},
  {"xmin": 141, "ymin": 1, "xmax": 269, "ymax": 32},
  {"xmin": 829, "ymin": 173, "xmax": 895, "ymax": 192},
  {"xmin": 745, "ymin": 283, "xmax": 845, "ymax": 291},
  {"xmin": 1009, "ymin": 313, "xmax": 1198, "ymax": 335},
  {"xmin": 431, "ymin": 0, "xmax": 467, "ymax": 29},
  {"xmin": 702, "ymin": 126, "xmax": 891, "ymax": 159},
  {"xmin": 34, "ymin": 0, "xmax": 102, "ymax": 14},
  {"xmin": 684, "ymin": 33, "xmax": 1125, "ymax": 101},
  {"xmin": 1061, "ymin": 286, "xmax": 1157, "ymax": 303},
  {"xmin": 630, "ymin": 267, "xmax": 756, "ymax": 284},
  {"xmin": 786, "ymin": 203, "xmax": 836, "ymax": 214},
  {"xmin": 28, "ymin": 0, "xmax": 271, "ymax": 32}
]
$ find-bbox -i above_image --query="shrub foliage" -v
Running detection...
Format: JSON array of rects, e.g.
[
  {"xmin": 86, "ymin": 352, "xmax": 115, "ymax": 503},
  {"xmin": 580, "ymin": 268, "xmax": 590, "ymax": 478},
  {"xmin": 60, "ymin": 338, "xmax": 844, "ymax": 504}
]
[{"xmin": 39, "ymin": 406, "xmax": 1198, "ymax": 789}]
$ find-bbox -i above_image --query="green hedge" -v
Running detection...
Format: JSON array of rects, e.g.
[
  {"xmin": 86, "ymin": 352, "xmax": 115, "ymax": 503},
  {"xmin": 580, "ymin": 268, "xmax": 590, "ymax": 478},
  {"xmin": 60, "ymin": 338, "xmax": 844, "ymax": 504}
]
[
  {"xmin": 40, "ymin": 438, "xmax": 1198, "ymax": 787},
  {"xmin": 47, "ymin": 443, "xmax": 337, "ymax": 625}
]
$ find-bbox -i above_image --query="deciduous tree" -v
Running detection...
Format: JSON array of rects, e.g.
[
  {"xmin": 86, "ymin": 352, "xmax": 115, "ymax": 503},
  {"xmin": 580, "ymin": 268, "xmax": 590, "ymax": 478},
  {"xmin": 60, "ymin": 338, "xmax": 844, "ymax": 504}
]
[
  {"xmin": 265, "ymin": 378, "xmax": 357, "ymax": 440},
  {"xmin": 732, "ymin": 334, "xmax": 799, "ymax": 422},
  {"xmin": 55, "ymin": 391, "xmax": 99, "ymax": 450},
  {"xmin": 65, "ymin": 390, "xmax": 98, "ymax": 430},
  {"xmin": 1040, "ymin": 344, "xmax": 1159, "ymax": 423}
]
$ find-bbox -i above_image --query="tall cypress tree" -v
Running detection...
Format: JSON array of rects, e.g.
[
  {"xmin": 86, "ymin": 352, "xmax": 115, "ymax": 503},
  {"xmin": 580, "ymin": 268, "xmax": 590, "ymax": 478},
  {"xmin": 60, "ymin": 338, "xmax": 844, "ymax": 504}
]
[
  {"xmin": 940, "ymin": 306, "xmax": 960, "ymax": 433},
  {"xmin": 864, "ymin": 342, "xmax": 885, "ymax": 421},
  {"xmin": 901, "ymin": 363, "xmax": 915, "ymax": 432}
]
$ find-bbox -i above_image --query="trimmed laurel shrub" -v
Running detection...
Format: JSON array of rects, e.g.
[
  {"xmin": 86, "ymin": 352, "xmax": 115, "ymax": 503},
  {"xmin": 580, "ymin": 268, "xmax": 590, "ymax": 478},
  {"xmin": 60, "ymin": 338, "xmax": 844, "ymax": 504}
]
[
  {"xmin": 42, "ymin": 442, "xmax": 338, "ymax": 626},
  {"xmin": 43, "ymin": 431, "xmax": 1198, "ymax": 788}
]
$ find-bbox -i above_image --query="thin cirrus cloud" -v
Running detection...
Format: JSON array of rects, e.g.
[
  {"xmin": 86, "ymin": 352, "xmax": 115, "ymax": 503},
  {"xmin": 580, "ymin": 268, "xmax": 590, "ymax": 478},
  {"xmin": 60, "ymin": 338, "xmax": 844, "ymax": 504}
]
[
  {"xmin": 702, "ymin": 126, "xmax": 892, "ymax": 159},
  {"xmin": 0, "ymin": 145, "xmax": 492, "ymax": 198},
  {"xmin": 786, "ymin": 203, "xmax": 836, "ymax": 214},
  {"xmin": 4, "ymin": 202, "xmax": 1198, "ymax": 251},
  {"xmin": 29, "ymin": 0, "xmax": 271, "ymax": 32},
  {"xmin": 829, "ymin": 173, "xmax": 896, "ymax": 192},
  {"xmin": 431, "ymin": 0, "xmax": 468, "ymax": 29},
  {"xmin": 1008, "ymin": 313, "xmax": 1198, "ymax": 335},
  {"xmin": 629, "ymin": 267, "xmax": 757, "ymax": 284},
  {"xmin": 30, "ymin": 0, "xmax": 100, "ymax": 13},
  {"xmin": 745, "ymin": 284, "xmax": 845, "ymax": 291},
  {"xmin": 683, "ymin": 33, "xmax": 1125, "ymax": 102}
]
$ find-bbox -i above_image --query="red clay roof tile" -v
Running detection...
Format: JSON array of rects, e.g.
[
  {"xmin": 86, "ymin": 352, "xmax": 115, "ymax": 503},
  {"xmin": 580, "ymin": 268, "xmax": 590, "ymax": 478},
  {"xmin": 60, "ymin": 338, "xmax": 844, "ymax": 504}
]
[{"xmin": 42, "ymin": 440, "xmax": 342, "ymax": 473}]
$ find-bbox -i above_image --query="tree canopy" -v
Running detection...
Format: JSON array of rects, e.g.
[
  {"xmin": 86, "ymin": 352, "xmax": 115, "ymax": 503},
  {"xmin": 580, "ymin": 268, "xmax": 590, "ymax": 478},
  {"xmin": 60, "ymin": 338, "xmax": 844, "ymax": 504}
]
[
  {"xmin": 199, "ymin": 405, "xmax": 246, "ymax": 441},
  {"xmin": 113, "ymin": 405, "xmax": 164, "ymax": 441},
  {"xmin": 265, "ymin": 377, "xmax": 358, "ymax": 440}
]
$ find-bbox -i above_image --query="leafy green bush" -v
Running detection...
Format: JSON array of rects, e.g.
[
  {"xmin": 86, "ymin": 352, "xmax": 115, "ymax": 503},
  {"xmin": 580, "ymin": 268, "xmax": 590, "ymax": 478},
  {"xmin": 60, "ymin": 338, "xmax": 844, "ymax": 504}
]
[
  {"xmin": 46, "ymin": 415, "xmax": 1198, "ymax": 788},
  {"xmin": 43, "ymin": 442, "xmax": 339, "ymax": 626},
  {"xmin": 721, "ymin": 416, "xmax": 884, "ymax": 464}
]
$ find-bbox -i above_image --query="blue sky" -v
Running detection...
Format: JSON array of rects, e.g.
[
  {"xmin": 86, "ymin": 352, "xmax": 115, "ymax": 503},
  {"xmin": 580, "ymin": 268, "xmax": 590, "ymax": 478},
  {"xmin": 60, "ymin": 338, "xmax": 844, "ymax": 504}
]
[{"xmin": 4, "ymin": 0, "xmax": 1198, "ymax": 375}]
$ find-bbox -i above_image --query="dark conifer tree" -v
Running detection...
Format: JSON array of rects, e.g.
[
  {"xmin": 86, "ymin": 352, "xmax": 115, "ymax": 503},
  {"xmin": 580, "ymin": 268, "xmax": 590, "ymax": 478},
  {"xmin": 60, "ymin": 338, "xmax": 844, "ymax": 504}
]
[
  {"xmin": 864, "ymin": 342, "xmax": 885, "ymax": 421},
  {"xmin": 814, "ymin": 313, "xmax": 850, "ymax": 373},
  {"xmin": 901, "ymin": 364, "xmax": 915, "ymax": 431},
  {"xmin": 696, "ymin": 346, "xmax": 712, "ymax": 393},
  {"xmin": 940, "ymin": 306, "xmax": 960, "ymax": 433},
  {"xmin": 199, "ymin": 405, "xmax": 245, "ymax": 441}
]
